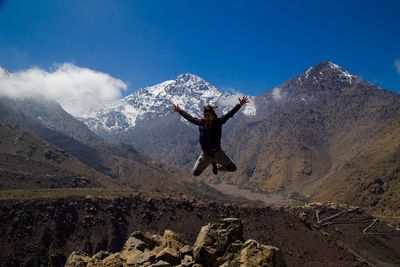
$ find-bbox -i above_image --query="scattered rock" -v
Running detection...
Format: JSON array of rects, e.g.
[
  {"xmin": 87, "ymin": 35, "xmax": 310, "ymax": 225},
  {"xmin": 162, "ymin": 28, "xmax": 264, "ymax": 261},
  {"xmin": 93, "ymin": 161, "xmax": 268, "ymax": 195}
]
[
  {"xmin": 124, "ymin": 250, "xmax": 156, "ymax": 266},
  {"xmin": 123, "ymin": 236, "xmax": 148, "ymax": 252},
  {"xmin": 213, "ymin": 239, "xmax": 243, "ymax": 266},
  {"xmin": 298, "ymin": 212, "xmax": 307, "ymax": 222},
  {"xmin": 92, "ymin": 250, "xmax": 110, "ymax": 260},
  {"xmin": 150, "ymin": 233, "xmax": 163, "ymax": 246},
  {"xmin": 239, "ymin": 239, "xmax": 287, "ymax": 267},
  {"xmin": 192, "ymin": 224, "xmax": 218, "ymax": 264},
  {"xmin": 156, "ymin": 247, "xmax": 181, "ymax": 265},
  {"xmin": 65, "ymin": 251, "xmax": 91, "ymax": 267},
  {"xmin": 100, "ymin": 253, "xmax": 124, "ymax": 267},
  {"xmin": 368, "ymin": 183, "xmax": 385, "ymax": 194},
  {"xmin": 160, "ymin": 229, "xmax": 186, "ymax": 250},
  {"xmin": 181, "ymin": 255, "xmax": 196, "ymax": 267},
  {"xmin": 179, "ymin": 245, "xmax": 193, "ymax": 256},
  {"xmin": 123, "ymin": 230, "xmax": 158, "ymax": 252},
  {"xmin": 150, "ymin": 260, "xmax": 172, "ymax": 267},
  {"xmin": 193, "ymin": 218, "xmax": 243, "ymax": 265},
  {"xmin": 66, "ymin": 218, "xmax": 286, "ymax": 267},
  {"xmin": 131, "ymin": 231, "xmax": 158, "ymax": 249}
]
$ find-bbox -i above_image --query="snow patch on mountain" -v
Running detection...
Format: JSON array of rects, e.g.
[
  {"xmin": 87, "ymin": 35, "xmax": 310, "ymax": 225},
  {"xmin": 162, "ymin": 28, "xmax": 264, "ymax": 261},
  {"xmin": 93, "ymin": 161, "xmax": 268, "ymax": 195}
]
[{"xmin": 327, "ymin": 62, "xmax": 356, "ymax": 84}]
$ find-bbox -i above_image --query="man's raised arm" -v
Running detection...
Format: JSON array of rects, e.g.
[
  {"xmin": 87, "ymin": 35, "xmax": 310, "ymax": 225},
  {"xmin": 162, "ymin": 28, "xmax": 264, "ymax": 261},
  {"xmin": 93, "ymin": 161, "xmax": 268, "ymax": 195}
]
[
  {"xmin": 172, "ymin": 104, "xmax": 201, "ymax": 125},
  {"xmin": 220, "ymin": 96, "xmax": 249, "ymax": 124}
]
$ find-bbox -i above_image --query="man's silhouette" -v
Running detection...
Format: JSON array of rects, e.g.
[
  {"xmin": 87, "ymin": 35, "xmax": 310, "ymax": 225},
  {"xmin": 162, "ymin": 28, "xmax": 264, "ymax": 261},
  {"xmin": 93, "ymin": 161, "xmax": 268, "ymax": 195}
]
[{"xmin": 173, "ymin": 96, "xmax": 249, "ymax": 176}]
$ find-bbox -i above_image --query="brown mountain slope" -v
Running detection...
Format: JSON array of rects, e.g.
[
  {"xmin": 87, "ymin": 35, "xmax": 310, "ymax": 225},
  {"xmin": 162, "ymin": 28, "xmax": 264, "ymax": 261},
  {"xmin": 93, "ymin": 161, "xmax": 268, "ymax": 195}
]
[
  {"xmin": 0, "ymin": 96, "xmax": 190, "ymax": 193},
  {"xmin": 313, "ymin": 114, "xmax": 400, "ymax": 217},
  {"xmin": 221, "ymin": 101, "xmax": 331, "ymax": 189},
  {"xmin": 0, "ymin": 122, "xmax": 118, "ymax": 189},
  {"xmin": 121, "ymin": 114, "xmax": 200, "ymax": 167},
  {"xmin": 213, "ymin": 62, "xmax": 396, "ymax": 185},
  {"xmin": 204, "ymin": 61, "xmax": 400, "ymax": 217}
]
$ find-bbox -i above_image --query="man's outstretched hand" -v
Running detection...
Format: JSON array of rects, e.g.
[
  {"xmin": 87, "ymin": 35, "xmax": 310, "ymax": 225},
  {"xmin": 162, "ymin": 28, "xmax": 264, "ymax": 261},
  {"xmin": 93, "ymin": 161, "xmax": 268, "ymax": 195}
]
[
  {"xmin": 172, "ymin": 104, "xmax": 181, "ymax": 112},
  {"xmin": 238, "ymin": 96, "xmax": 249, "ymax": 106}
]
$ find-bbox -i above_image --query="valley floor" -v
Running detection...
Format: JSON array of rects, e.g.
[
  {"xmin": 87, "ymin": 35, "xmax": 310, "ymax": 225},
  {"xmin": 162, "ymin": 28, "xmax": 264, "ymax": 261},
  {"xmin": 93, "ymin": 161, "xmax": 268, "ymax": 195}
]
[{"xmin": 207, "ymin": 182, "xmax": 296, "ymax": 206}]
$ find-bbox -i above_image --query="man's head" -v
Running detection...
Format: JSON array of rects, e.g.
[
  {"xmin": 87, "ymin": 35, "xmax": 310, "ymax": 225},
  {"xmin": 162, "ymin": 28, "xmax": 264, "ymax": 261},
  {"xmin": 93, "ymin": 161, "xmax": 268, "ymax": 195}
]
[{"xmin": 203, "ymin": 105, "xmax": 217, "ymax": 124}]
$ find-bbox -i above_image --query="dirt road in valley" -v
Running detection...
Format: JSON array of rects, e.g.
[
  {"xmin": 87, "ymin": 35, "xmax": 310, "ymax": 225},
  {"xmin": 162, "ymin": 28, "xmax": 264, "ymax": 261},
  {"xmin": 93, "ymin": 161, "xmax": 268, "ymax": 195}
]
[{"xmin": 207, "ymin": 182, "xmax": 296, "ymax": 206}]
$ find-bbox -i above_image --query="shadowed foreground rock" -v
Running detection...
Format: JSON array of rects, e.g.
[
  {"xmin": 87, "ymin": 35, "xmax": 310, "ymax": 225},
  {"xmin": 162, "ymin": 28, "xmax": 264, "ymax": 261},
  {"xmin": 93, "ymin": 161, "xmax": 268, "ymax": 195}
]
[{"xmin": 65, "ymin": 218, "xmax": 287, "ymax": 267}]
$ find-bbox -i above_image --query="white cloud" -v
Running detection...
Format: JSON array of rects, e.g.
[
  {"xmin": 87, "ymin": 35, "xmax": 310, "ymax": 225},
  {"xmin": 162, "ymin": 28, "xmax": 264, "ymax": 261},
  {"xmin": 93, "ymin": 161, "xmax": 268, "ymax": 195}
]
[
  {"xmin": 394, "ymin": 59, "xmax": 400, "ymax": 75},
  {"xmin": 217, "ymin": 89, "xmax": 256, "ymax": 117},
  {"xmin": 221, "ymin": 87, "xmax": 240, "ymax": 95},
  {"xmin": 272, "ymin": 87, "xmax": 283, "ymax": 100},
  {"xmin": 0, "ymin": 63, "xmax": 127, "ymax": 116},
  {"xmin": 219, "ymin": 92, "xmax": 244, "ymax": 106}
]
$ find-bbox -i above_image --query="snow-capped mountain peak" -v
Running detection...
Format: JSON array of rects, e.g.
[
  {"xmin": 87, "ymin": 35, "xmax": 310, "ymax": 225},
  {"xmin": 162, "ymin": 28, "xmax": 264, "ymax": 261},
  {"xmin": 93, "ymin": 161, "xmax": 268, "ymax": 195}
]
[
  {"xmin": 176, "ymin": 73, "xmax": 205, "ymax": 83},
  {"xmin": 325, "ymin": 61, "xmax": 357, "ymax": 82},
  {"xmin": 296, "ymin": 61, "xmax": 359, "ymax": 87},
  {"xmin": 78, "ymin": 74, "xmax": 256, "ymax": 138}
]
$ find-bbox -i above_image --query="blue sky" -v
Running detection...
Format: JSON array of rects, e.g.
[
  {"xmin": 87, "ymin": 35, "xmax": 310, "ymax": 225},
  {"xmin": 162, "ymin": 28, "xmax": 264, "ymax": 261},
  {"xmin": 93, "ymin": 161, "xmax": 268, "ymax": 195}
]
[{"xmin": 0, "ymin": 0, "xmax": 399, "ymax": 96}]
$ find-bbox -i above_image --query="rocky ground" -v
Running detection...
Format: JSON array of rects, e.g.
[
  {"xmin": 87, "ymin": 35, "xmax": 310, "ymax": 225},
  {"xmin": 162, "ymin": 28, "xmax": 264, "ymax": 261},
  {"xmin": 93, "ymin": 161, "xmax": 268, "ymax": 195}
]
[
  {"xmin": 66, "ymin": 218, "xmax": 287, "ymax": 267},
  {"xmin": 0, "ymin": 192, "xmax": 399, "ymax": 267}
]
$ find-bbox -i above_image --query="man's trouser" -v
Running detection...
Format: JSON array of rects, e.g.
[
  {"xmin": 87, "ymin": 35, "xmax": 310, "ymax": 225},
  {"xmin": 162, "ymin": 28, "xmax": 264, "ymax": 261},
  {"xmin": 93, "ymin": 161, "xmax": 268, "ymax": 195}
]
[{"xmin": 192, "ymin": 148, "xmax": 237, "ymax": 176}]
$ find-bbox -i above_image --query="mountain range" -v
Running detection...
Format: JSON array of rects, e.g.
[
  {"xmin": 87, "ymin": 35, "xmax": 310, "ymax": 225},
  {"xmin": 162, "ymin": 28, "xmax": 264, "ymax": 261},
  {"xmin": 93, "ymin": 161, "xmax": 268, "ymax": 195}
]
[
  {"xmin": 0, "ymin": 61, "xmax": 399, "ymax": 218},
  {"xmin": 79, "ymin": 73, "xmax": 256, "ymax": 137},
  {"xmin": 1, "ymin": 61, "xmax": 400, "ymax": 266},
  {"xmin": 0, "ymin": 95, "xmax": 197, "ymax": 193},
  {"xmin": 78, "ymin": 61, "xmax": 400, "ymax": 217}
]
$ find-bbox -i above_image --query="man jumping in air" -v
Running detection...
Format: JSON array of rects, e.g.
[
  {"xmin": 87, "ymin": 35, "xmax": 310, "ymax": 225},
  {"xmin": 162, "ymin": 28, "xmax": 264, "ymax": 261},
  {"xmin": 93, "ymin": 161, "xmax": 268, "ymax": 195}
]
[{"xmin": 172, "ymin": 96, "xmax": 249, "ymax": 176}]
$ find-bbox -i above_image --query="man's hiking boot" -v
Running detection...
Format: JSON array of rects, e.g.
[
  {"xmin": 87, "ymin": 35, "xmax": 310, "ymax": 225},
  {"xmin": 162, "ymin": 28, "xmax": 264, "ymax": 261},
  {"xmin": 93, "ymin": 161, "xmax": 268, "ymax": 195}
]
[{"xmin": 212, "ymin": 162, "xmax": 218, "ymax": 175}]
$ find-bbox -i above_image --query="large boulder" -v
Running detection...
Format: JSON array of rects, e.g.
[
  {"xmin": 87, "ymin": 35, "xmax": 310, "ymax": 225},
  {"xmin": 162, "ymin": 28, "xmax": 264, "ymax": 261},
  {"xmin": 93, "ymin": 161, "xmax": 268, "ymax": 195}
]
[
  {"xmin": 160, "ymin": 229, "xmax": 187, "ymax": 250},
  {"xmin": 124, "ymin": 231, "xmax": 158, "ymax": 252},
  {"xmin": 239, "ymin": 240, "xmax": 287, "ymax": 267},
  {"xmin": 213, "ymin": 240, "xmax": 243, "ymax": 266},
  {"xmin": 193, "ymin": 218, "xmax": 243, "ymax": 265}
]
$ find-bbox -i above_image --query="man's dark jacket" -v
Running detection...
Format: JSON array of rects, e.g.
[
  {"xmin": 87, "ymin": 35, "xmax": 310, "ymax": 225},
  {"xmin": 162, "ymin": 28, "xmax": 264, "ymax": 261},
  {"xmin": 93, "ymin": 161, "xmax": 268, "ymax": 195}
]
[{"xmin": 179, "ymin": 104, "xmax": 241, "ymax": 154}]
